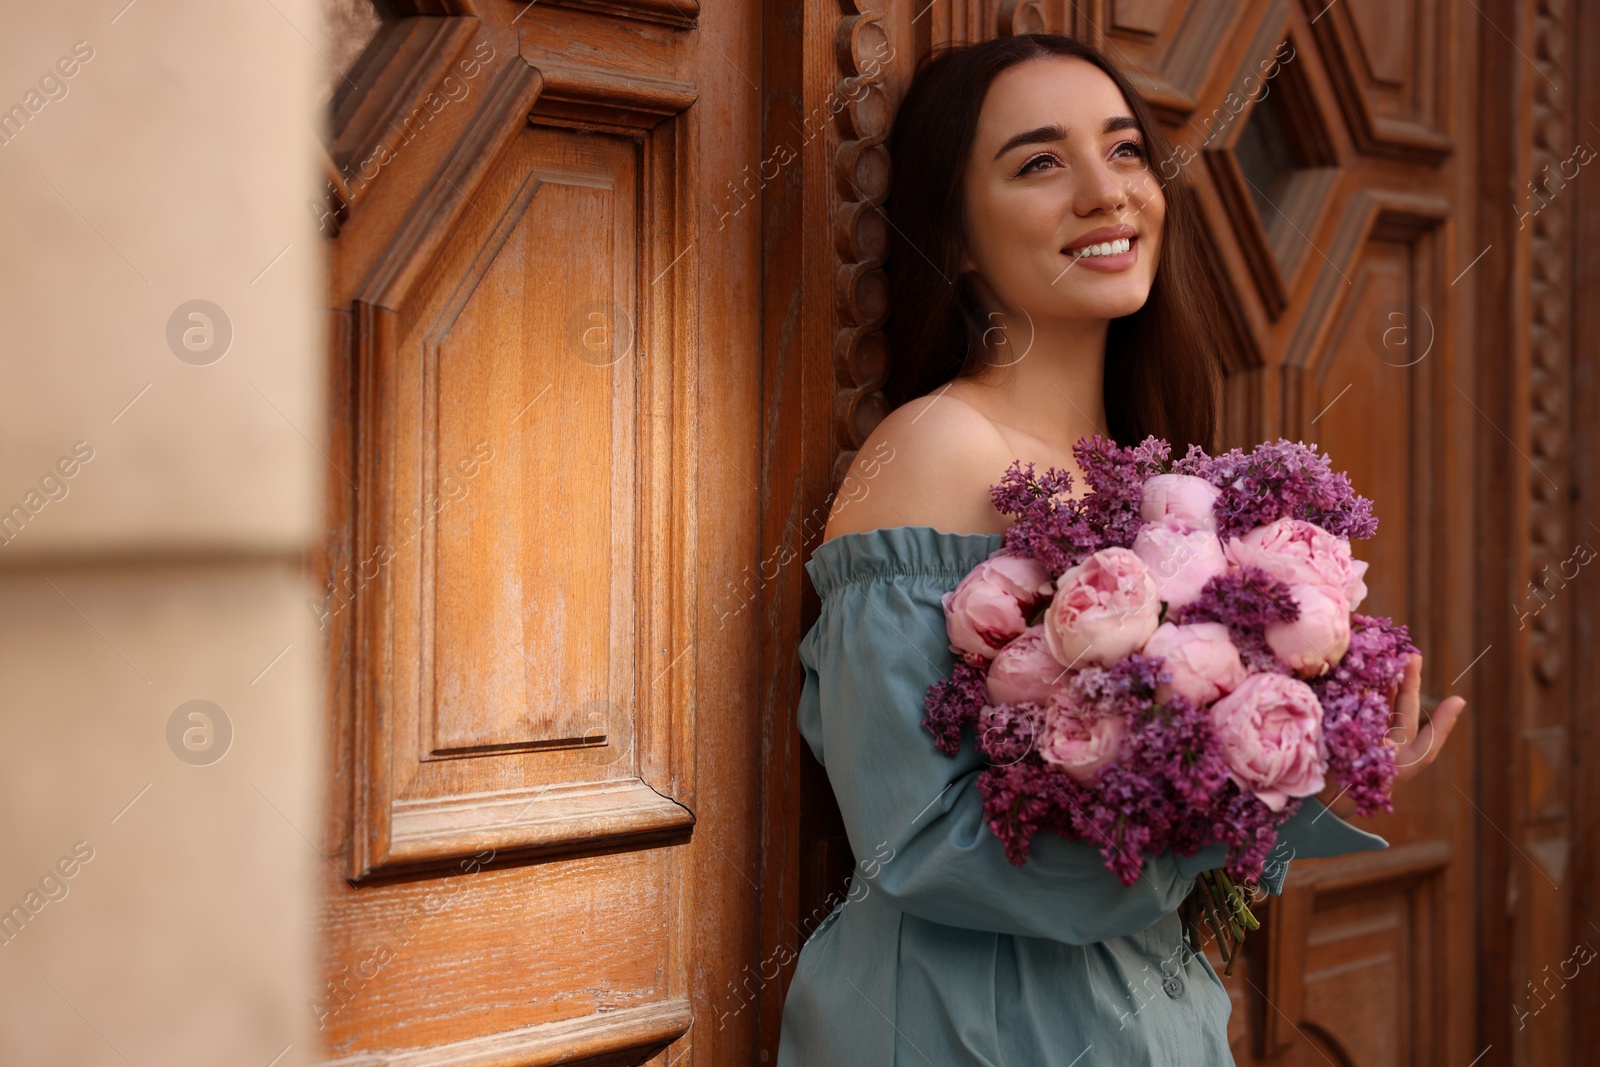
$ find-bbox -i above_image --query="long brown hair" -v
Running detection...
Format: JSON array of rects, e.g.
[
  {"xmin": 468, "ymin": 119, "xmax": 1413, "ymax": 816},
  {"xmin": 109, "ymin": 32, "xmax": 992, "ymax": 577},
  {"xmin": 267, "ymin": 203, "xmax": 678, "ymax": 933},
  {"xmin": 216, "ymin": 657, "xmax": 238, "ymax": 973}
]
[{"xmin": 883, "ymin": 33, "xmax": 1230, "ymax": 455}]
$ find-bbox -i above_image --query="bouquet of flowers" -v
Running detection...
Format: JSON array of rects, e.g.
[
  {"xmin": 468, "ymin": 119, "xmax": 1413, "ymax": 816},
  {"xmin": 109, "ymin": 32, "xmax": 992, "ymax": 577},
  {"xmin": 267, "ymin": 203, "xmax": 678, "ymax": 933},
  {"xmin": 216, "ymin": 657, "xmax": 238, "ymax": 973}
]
[{"xmin": 921, "ymin": 435, "xmax": 1416, "ymax": 966}]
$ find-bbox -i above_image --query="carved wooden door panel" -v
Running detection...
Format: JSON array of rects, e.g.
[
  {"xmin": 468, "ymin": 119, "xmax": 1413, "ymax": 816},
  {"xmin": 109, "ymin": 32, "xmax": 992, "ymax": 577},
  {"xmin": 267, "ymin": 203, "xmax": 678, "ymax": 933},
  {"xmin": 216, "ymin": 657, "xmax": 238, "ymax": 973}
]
[
  {"xmin": 315, "ymin": 2, "xmax": 763, "ymax": 1064},
  {"xmin": 763, "ymin": 2, "xmax": 1483, "ymax": 1064}
]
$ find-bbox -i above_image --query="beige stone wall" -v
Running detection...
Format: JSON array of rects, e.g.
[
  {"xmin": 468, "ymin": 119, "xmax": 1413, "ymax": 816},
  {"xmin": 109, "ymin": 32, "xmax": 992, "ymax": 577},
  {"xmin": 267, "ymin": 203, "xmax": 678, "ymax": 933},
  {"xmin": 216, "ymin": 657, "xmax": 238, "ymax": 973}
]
[{"xmin": 0, "ymin": 1, "xmax": 325, "ymax": 1063}]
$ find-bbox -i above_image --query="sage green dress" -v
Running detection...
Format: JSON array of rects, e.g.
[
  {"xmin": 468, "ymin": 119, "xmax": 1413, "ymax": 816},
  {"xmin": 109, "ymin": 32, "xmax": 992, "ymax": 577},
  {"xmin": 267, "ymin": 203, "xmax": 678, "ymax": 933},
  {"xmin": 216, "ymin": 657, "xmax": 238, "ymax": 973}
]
[{"xmin": 775, "ymin": 525, "xmax": 1388, "ymax": 1067}]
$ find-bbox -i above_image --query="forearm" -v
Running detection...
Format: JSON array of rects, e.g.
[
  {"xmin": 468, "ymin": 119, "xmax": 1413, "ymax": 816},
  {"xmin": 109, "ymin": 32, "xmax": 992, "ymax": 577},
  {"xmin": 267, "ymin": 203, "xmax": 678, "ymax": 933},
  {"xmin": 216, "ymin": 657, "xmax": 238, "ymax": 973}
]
[{"xmin": 849, "ymin": 764, "xmax": 1198, "ymax": 943}]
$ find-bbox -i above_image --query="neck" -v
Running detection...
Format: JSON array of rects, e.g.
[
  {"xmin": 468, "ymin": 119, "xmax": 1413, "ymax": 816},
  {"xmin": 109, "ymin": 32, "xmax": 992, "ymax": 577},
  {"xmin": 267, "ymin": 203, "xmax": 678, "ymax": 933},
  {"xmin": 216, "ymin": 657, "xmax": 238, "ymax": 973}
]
[{"xmin": 967, "ymin": 310, "xmax": 1111, "ymax": 452}]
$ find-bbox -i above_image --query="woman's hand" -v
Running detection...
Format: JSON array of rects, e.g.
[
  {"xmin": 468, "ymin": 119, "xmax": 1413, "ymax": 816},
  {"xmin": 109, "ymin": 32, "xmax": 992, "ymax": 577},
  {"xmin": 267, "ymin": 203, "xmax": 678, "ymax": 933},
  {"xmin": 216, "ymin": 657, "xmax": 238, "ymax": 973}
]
[{"xmin": 1316, "ymin": 653, "xmax": 1468, "ymax": 819}]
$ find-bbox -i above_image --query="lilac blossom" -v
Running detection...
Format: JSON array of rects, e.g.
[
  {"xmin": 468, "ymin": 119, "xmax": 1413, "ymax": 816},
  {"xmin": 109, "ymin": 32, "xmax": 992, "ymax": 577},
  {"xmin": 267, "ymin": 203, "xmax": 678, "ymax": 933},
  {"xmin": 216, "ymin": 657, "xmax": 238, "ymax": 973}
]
[
  {"xmin": 1311, "ymin": 613, "xmax": 1418, "ymax": 815},
  {"xmin": 975, "ymin": 760, "xmax": 1077, "ymax": 866},
  {"xmin": 968, "ymin": 650, "xmax": 1290, "ymax": 885},
  {"xmin": 922, "ymin": 660, "xmax": 988, "ymax": 756},
  {"xmin": 1170, "ymin": 565, "xmax": 1300, "ymax": 676},
  {"xmin": 993, "ymin": 435, "xmax": 1172, "ymax": 577},
  {"xmin": 976, "ymin": 700, "xmax": 1049, "ymax": 765},
  {"xmin": 920, "ymin": 434, "xmax": 1405, "ymax": 888},
  {"xmin": 1172, "ymin": 438, "xmax": 1378, "ymax": 542}
]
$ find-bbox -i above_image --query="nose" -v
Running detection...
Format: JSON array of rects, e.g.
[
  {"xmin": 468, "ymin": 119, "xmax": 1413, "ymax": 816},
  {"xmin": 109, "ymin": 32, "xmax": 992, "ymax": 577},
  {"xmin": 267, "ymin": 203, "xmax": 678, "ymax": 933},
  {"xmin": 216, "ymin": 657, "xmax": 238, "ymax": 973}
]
[{"xmin": 1074, "ymin": 157, "xmax": 1128, "ymax": 217}]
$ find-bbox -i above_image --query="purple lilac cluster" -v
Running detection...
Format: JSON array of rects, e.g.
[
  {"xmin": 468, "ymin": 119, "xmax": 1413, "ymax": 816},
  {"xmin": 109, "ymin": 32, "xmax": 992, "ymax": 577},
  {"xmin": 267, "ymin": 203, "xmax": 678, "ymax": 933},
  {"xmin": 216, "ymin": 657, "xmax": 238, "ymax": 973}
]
[
  {"xmin": 921, "ymin": 434, "xmax": 1399, "ymax": 886},
  {"xmin": 1310, "ymin": 613, "xmax": 1418, "ymax": 815},
  {"xmin": 976, "ymin": 700, "xmax": 1048, "ymax": 766},
  {"xmin": 974, "ymin": 760, "xmax": 1075, "ymax": 866},
  {"xmin": 1051, "ymin": 663, "xmax": 1235, "ymax": 883},
  {"xmin": 1172, "ymin": 437, "xmax": 1378, "ymax": 542},
  {"xmin": 921, "ymin": 660, "xmax": 989, "ymax": 756},
  {"xmin": 1169, "ymin": 565, "xmax": 1300, "ymax": 675},
  {"xmin": 993, "ymin": 435, "xmax": 1171, "ymax": 578},
  {"xmin": 1209, "ymin": 789, "xmax": 1298, "ymax": 881},
  {"xmin": 968, "ymin": 654, "xmax": 1293, "ymax": 884}
]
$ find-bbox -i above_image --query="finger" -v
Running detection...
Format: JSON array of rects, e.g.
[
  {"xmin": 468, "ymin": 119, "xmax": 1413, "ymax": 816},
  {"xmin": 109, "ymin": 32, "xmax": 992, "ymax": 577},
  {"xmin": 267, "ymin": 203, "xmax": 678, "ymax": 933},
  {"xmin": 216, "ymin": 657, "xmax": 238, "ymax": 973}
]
[
  {"xmin": 1385, "ymin": 655, "xmax": 1414, "ymax": 703},
  {"xmin": 1428, "ymin": 695, "xmax": 1466, "ymax": 745},
  {"xmin": 1398, "ymin": 654, "xmax": 1423, "ymax": 739},
  {"xmin": 1402, "ymin": 653, "xmax": 1422, "ymax": 698},
  {"xmin": 1394, "ymin": 718, "xmax": 1437, "ymax": 771},
  {"xmin": 1395, "ymin": 695, "xmax": 1467, "ymax": 774},
  {"xmin": 1385, "ymin": 659, "xmax": 1422, "ymax": 748}
]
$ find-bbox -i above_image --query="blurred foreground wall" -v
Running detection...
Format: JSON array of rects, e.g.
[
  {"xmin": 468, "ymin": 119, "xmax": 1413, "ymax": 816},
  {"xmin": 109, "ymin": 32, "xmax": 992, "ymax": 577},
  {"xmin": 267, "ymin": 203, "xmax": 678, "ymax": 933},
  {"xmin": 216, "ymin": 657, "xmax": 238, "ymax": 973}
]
[{"xmin": 0, "ymin": 1, "xmax": 325, "ymax": 1062}]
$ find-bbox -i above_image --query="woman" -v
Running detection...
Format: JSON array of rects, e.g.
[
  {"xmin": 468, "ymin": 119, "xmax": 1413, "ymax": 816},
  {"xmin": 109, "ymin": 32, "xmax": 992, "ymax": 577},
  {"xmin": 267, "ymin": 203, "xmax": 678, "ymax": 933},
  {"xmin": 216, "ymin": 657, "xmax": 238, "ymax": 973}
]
[{"xmin": 775, "ymin": 34, "xmax": 1466, "ymax": 1066}]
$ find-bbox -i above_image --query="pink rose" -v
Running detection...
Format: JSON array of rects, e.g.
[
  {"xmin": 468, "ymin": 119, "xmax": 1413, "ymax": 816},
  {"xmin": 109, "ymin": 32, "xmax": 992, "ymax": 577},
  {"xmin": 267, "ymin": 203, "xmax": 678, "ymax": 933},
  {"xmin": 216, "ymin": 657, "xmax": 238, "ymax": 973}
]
[
  {"xmin": 1140, "ymin": 474, "xmax": 1221, "ymax": 531},
  {"xmin": 1224, "ymin": 518, "xmax": 1369, "ymax": 611},
  {"xmin": 1043, "ymin": 547, "xmax": 1162, "ymax": 668},
  {"xmin": 1142, "ymin": 621, "xmax": 1247, "ymax": 706},
  {"xmin": 1209, "ymin": 672, "xmax": 1328, "ymax": 811},
  {"xmin": 986, "ymin": 625, "xmax": 1072, "ymax": 706},
  {"xmin": 941, "ymin": 552, "xmax": 1054, "ymax": 664},
  {"xmin": 1130, "ymin": 519, "xmax": 1228, "ymax": 609},
  {"xmin": 1265, "ymin": 584, "xmax": 1351, "ymax": 677},
  {"xmin": 1039, "ymin": 693, "xmax": 1127, "ymax": 782}
]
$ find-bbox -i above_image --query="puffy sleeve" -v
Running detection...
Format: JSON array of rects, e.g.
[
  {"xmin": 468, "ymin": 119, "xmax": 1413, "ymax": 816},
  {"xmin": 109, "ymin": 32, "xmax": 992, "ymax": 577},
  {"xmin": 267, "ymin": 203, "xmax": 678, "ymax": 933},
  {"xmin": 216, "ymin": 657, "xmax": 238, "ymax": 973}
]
[
  {"xmin": 1171, "ymin": 797, "xmax": 1387, "ymax": 896},
  {"xmin": 797, "ymin": 527, "xmax": 1198, "ymax": 944}
]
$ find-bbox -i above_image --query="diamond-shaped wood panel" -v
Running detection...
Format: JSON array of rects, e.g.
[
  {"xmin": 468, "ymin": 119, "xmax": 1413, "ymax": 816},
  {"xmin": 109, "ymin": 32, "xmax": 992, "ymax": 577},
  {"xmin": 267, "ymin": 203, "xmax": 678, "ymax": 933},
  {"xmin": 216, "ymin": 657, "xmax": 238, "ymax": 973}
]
[
  {"xmin": 1307, "ymin": 0, "xmax": 1453, "ymax": 163},
  {"xmin": 331, "ymin": 25, "xmax": 700, "ymax": 879},
  {"xmin": 1099, "ymin": 0, "xmax": 1269, "ymax": 121},
  {"xmin": 1200, "ymin": 21, "xmax": 1342, "ymax": 320}
]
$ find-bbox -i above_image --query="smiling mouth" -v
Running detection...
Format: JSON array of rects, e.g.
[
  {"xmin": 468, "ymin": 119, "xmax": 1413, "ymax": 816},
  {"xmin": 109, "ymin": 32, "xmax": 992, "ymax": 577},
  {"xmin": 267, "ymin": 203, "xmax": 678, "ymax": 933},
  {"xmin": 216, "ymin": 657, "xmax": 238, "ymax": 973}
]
[{"xmin": 1064, "ymin": 235, "xmax": 1135, "ymax": 259}]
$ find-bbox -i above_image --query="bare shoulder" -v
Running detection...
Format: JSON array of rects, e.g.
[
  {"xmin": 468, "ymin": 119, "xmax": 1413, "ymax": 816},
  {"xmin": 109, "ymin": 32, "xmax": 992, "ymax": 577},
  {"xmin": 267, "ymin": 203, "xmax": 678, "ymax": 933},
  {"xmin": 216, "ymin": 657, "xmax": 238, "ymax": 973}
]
[{"xmin": 821, "ymin": 390, "xmax": 1014, "ymax": 542}]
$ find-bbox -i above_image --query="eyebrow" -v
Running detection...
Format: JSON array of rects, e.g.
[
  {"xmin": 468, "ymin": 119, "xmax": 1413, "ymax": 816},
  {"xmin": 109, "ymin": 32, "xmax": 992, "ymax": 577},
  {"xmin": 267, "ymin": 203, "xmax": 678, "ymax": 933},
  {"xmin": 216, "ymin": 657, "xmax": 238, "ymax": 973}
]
[{"xmin": 992, "ymin": 115, "xmax": 1142, "ymax": 160}]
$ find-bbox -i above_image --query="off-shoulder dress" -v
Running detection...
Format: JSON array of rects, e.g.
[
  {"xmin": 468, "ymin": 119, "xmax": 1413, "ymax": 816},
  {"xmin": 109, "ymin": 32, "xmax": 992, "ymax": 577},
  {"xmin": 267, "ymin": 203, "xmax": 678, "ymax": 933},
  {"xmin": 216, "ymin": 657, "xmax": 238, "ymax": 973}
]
[{"xmin": 775, "ymin": 525, "xmax": 1388, "ymax": 1067}]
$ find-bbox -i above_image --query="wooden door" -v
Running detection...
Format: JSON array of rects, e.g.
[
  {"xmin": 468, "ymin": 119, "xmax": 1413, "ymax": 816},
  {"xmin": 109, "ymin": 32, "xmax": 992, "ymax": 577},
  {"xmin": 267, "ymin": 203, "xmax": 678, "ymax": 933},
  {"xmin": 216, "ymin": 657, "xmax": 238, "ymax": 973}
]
[
  {"xmin": 314, "ymin": 2, "xmax": 764, "ymax": 1063},
  {"xmin": 760, "ymin": 1, "xmax": 1507, "ymax": 1064}
]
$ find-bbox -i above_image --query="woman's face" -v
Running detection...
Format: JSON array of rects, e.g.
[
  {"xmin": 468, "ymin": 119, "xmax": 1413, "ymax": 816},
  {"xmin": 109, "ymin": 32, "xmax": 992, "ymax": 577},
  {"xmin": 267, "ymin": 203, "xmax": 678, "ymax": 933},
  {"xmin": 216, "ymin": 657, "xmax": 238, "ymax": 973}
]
[{"xmin": 960, "ymin": 56, "xmax": 1165, "ymax": 327}]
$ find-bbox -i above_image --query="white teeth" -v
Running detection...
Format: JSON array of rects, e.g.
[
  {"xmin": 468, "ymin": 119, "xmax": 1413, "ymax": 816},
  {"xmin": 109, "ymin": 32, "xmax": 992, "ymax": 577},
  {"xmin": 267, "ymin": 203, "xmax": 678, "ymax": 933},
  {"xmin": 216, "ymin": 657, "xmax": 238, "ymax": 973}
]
[{"xmin": 1070, "ymin": 237, "xmax": 1131, "ymax": 258}]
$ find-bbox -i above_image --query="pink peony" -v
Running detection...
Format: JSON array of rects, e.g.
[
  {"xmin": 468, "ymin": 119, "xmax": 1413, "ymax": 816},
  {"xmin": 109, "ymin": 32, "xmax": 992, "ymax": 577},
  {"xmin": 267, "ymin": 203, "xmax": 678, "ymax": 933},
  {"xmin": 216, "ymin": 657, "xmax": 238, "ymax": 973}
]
[
  {"xmin": 941, "ymin": 552, "xmax": 1054, "ymax": 664},
  {"xmin": 1143, "ymin": 621, "xmax": 1247, "ymax": 706},
  {"xmin": 1140, "ymin": 473, "xmax": 1221, "ymax": 531},
  {"xmin": 1209, "ymin": 672, "xmax": 1328, "ymax": 811},
  {"xmin": 1265, "ymin": 584, "xmax": 1351, "ymax": 677},
  {"xmin": 1039, "ymin": 693, "xmax": 1127, "ymax": 782},
  {"xmin": 1224, "ymin": 517, "xmax": 1369, "ymax": 611},
  {"xmin": 1131, "ymin": 519, "xmax": 1229, "ymax": 610},
  {"xmin": 986, "ymin": 625, "xmax": 1072, "ymax": 706},
  {"xmin": 1043, "ymin": 547, "xmax": 1162, "ymax": 668}
]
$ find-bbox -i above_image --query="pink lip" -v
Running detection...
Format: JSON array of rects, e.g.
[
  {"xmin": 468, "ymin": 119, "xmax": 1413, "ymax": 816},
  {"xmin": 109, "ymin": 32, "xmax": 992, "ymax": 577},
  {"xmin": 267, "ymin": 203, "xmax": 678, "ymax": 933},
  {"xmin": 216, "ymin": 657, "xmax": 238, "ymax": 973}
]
[
  {"xmin": 1062, "ymin": 223, "xmax": 1137, "ymax": 253},
  {"xmin": 1060, "ymin": 235, "xmax": 1138, "ymax": 275}
]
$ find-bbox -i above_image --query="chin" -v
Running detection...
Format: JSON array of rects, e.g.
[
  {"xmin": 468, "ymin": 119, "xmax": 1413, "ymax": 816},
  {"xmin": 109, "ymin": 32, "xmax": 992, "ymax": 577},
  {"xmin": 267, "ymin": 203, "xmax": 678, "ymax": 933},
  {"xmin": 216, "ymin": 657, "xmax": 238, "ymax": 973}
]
[{"xmin": 1066, "ymin": 283, "xmax": 1153, "ymax": 320}]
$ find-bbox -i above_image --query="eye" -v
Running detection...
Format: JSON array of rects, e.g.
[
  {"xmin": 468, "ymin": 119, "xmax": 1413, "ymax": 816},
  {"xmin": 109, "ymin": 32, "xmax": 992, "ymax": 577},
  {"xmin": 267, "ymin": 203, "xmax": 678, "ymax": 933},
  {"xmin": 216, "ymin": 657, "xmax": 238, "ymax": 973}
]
[
  {"xmin": 1016, "ymin": 152, "xmax": 1061, "ymax": 176},
  {"xmin": 1113, "ymin": 139, "xmax": 1149, "ymax": 162}
]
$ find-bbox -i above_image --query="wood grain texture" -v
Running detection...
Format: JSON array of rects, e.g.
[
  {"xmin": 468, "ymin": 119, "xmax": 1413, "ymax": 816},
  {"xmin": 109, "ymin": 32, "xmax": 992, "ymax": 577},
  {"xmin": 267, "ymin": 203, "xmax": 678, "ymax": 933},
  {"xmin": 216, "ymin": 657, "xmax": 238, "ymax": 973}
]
[
  {"xmin": 1308, "ymin": 0, "xmax": 1453, "ymax": 164},
  {"xmin": 759, "ymin": 2, "xmax": 1504, "ymax": 1065},
  {"xmin": 1256, "ymin": 842, "xmax": 1450, "ymax": 1059},
  {"xmin": 1506, "ymin": 0, "xmax": 1582, "ymax": 1062},
  {"xmin": 536, "ymin": 0, "xmax": 699, "ymax": 30},
  {"xmin": 310, "ymin": 1, "xmax": 1594, "ymax": 1063},
  {"xmin": 346, "ymin": 108, "xmax": 698, "ymax": 879},
  {"xmin": 1568, "ymin": 3, "xmax": 1600, "ymax": 1061},
  {"xmin": 325, "ymin": 998, "xmax": 691, "ymax": 1067},
  {"xmin": 319, "ymin": 0, "xmax": 756, "ymax": 1062},
  {"xmin": 328, "ymin": 16, "xmax": 483, "ymax": 216}
]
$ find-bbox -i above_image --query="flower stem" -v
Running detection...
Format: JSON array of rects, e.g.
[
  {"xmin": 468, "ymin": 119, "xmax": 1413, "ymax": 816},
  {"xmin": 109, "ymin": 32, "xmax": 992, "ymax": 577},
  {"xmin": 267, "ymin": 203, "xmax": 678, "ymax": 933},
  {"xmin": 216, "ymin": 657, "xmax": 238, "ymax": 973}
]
[{"xmin": 1196, "ymin": 869, "xmax": 1263, "ymax": 975}]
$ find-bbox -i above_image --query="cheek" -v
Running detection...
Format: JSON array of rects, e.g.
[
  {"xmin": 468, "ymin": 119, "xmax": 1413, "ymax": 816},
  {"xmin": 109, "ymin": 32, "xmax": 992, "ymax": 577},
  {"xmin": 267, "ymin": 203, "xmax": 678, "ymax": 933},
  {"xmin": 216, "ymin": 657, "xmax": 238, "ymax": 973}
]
[
  {"xmin": 1139, "ymin": 186, "xmax": 1165, "ymax": 229},
  {"xmin": 963, "ymin": 191, "xmax": 1024, "ymax": 274},
  {"xmin": 1144, "ymin": 200, "xmax": 1167, "ymax": 269}
]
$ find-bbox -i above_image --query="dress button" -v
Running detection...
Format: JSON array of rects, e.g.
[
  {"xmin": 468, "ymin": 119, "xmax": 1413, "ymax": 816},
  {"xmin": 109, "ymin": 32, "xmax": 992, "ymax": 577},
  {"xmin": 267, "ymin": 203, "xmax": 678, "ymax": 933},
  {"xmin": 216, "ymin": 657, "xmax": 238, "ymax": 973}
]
[{"xmin": 1162, "ymin": 976, "xmax": 1184, "ymax": 998}]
